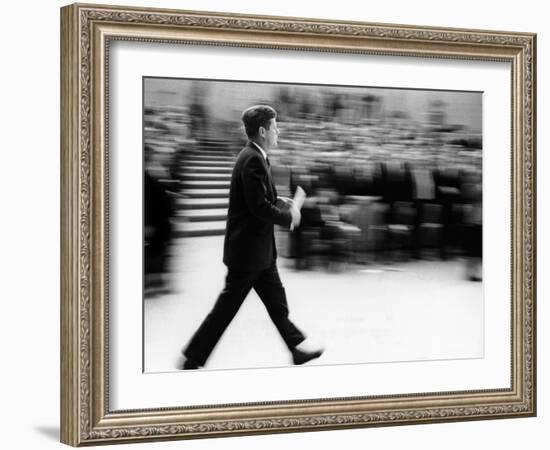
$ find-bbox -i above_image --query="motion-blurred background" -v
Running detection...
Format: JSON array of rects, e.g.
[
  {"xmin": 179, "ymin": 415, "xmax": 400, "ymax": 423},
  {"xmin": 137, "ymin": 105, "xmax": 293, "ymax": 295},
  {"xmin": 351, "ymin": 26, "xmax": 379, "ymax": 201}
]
[{"xmin": 144, "ymin": 78, "xmax": 482, "ymax": 294}]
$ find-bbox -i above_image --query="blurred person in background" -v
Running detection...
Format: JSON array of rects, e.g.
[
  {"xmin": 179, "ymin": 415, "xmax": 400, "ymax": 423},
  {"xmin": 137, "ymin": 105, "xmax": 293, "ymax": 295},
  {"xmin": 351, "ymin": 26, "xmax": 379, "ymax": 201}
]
[
  {"xmin": 144, "ymin": 145, "xmax": 174, "ymax": 297},
  {"xmin": 178, "ymin": 105, "xmax": 324, "ymax": 370},
  {"xmin": 461, "ymin": 170, "xmax": 482, "ymax": 281}
]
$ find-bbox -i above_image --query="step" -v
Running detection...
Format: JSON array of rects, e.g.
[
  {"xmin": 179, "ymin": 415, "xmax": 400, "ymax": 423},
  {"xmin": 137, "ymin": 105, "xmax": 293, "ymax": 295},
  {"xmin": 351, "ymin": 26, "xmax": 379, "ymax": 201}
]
[
  {"xmin": 185, "ymin": 154, "xmax": 235, "ymax": 162},
  {"xmin": 181, "ymin": 180, "xmax": 230, "ymax": 189},
  {"xmin": 185, "ymin": 149, "xmax": 234, "ymax": 157},
  {"xmin": 179, "ymin": 166, "xmax": 233, "ymax": 174},
  {"xmin": 175, "ymin": 198, "xmax": 229, "ymax": 209},
  {"xmin": 183, "ymin": 160, "xmax": 234, "ymax": 167},
  {"xmin": 183, "ymin": 188, "xmax": 229, "ymax": 198},
  {"xmin": 173, "ymin": 221, "xmax": 226, "ymax": 238},
  {"xmin": 180, "ymin": 173, "xmax": 232, "ymax": 181},
  {"xmin": 176, "ymin": 208, "xmax": 228, "ymax": 222}
]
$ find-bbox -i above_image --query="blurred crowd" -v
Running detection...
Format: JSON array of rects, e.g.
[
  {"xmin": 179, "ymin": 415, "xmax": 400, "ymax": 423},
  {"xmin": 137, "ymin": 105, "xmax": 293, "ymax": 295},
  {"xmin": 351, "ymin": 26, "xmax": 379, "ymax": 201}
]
[{"xmin": 143, "ymin": 87, "xmax": 483, "ymax": 292}]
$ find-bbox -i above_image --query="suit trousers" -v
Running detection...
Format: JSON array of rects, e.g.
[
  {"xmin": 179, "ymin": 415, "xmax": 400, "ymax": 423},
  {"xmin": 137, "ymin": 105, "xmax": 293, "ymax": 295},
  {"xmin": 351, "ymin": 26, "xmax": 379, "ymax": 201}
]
[{"xmin": 184, "ymin": 263, "xmax": 305, "ymax": 366}]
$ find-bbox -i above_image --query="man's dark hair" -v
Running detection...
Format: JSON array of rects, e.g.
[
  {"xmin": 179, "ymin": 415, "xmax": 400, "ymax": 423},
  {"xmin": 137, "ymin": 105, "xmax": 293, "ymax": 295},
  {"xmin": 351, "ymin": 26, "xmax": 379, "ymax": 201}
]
[{"xmin": 241, "ymin": 105, "xmax": 277, "ymax": 138}]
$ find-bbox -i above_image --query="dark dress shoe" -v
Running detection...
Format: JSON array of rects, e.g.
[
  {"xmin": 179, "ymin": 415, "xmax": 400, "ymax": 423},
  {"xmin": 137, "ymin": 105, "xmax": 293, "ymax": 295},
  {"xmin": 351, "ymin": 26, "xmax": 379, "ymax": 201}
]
[
  {"xmin": 182, "ymin": 359, "xmax": 200, "ymax": 370},
  {"xmin": 176, "ymin": 355, "xmax": 201, "ymax": 370},
  {"xmin": 291, "ymin": 348, "xmax": 323, "ymax": 365}
]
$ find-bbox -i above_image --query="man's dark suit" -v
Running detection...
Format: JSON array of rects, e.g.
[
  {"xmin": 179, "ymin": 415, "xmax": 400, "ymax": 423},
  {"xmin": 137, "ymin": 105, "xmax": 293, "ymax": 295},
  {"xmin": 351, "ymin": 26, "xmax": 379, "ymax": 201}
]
[{"xmin": 183, "ymin": 142, "xmax": 305, "ymax": 367}]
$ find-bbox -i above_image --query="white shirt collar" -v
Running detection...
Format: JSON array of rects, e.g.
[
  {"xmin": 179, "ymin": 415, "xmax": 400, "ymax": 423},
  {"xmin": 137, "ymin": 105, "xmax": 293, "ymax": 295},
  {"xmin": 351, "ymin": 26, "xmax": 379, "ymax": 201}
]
[{"xmin": 250, "ymin": 141, "xmax": 267, "ymax": 161}]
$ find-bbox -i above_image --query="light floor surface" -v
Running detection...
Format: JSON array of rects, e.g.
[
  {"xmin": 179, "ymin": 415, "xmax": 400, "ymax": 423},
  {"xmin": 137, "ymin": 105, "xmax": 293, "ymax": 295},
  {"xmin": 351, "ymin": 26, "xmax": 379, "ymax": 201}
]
[{"xmin": 144, "ymin": 236, "xmax": 483, "ymax": 372}]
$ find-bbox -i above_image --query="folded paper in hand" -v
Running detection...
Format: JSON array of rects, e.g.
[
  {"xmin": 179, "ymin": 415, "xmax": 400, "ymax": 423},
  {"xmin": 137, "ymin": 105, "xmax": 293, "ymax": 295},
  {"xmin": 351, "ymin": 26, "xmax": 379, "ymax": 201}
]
[
  {"xmin": 275, "ymin": 186, "xmax": 306, "ymax": 212},
  {"xmin": 293, "ymin": 186, "xmax": 306, "ymax": 211}
]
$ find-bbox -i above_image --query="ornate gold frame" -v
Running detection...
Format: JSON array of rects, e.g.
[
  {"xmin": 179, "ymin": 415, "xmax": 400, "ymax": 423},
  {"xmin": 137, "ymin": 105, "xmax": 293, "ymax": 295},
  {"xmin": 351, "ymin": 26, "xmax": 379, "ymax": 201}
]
[{"xmin": 60, "ymin": 3, "xmax": 536, "ymax": 446}]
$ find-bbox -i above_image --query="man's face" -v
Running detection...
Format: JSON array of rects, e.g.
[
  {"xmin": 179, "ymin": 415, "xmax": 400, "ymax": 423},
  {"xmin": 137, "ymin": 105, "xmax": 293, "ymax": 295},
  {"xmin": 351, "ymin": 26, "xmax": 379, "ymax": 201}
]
[{"xmin": 261, "ymin": 118, "xmax": 279, "ymax": 151}]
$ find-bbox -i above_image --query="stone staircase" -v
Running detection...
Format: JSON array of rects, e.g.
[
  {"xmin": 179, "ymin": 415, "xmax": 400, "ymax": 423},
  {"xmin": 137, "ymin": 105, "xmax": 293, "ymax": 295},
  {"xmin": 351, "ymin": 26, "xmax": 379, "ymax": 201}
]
[{"xmin": 173, "ymin": 139, "xmax": 235, "ymax": 238}]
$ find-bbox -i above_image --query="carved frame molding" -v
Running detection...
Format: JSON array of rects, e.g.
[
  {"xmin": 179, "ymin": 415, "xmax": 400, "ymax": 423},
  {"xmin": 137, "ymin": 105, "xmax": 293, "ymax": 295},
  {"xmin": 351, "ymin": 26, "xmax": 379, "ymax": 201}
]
[{"xmin": 61, "ymin": 3, "xmax": 536, "ymax": 446}]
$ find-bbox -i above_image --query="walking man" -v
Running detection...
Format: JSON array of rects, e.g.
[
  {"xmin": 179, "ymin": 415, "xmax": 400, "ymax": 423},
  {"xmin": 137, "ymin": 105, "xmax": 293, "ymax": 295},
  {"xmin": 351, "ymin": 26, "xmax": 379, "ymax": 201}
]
[{"xmin": 179, "ymin": 105, "xmax": 323, "ymax": 370}]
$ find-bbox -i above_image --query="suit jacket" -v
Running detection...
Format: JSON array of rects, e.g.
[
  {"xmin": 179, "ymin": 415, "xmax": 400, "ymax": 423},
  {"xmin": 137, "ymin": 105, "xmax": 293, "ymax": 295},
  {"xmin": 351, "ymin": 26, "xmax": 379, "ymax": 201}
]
[{"xmin": 223, "ymin": 142, "xmax": 292, "ymax": 271}]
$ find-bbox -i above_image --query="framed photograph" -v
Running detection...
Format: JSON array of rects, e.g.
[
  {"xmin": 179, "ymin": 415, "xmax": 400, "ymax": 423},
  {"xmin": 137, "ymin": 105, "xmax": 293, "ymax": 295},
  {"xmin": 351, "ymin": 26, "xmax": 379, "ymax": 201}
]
[{"xmin": 60, "ymin": 3, "xmax": 536, "ymax": 446}]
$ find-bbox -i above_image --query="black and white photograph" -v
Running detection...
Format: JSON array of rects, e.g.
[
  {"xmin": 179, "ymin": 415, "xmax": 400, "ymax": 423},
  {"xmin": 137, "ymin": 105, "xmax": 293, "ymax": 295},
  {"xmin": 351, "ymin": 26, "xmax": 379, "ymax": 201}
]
[{"xmin": 143, "ymin": 77, "xmax": 483, "ymax": 373}]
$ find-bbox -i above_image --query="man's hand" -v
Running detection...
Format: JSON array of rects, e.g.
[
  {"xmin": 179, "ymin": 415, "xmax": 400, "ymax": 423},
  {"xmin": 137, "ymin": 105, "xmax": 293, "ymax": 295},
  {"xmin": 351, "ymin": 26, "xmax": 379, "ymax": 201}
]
[
  {"xmin": 277, "ymin": 196, "xmax": 300, "ymax": 229},
  {"xmin": 277, "ymin": 196, "xmax": 295, "ymax": 207}
]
